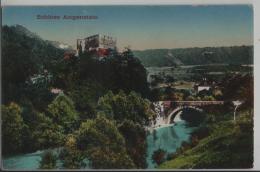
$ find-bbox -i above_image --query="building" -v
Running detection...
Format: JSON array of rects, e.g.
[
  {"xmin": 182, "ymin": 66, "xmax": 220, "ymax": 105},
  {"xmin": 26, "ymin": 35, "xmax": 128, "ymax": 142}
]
[
  {"xmin": 51, "ymin": 88, "xmax": 63, "ymax": 94},
  {"xmin": 196, "ymin": 85, "xmax": 211, "ymax": 92},
  {"xmin": 194, "ymin": 77, "xmax": 212, "ymax": 93},
  {"xmin": 76, "ymin": 34, "xmax": 117, "ymax": 57},
  {"xmin": 28, "ymin": 70, "xmax": 52, "ymax": 86}
]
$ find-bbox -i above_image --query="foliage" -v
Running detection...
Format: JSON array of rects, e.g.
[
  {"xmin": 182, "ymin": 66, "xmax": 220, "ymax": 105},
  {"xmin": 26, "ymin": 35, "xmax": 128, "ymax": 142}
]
[
  {"xmin": 67, "ymin": 81, "xmax": 107, "ymax": 120},
  {"xmin": 221, "ymin": 74, "xmax": 253, "ymax": 108},
  {"xmin": 170, "ymin": 92, "xmax": 184, "ymax": 101},
  {"xmin": 2, "ymin": 25, "xmax": 64, "ymax": 104},
  {"xmin": 31, "ymin": 112, "xmax": 65, "ymax": 149},
  {"xmin": 152, "ymin": 148, "xmax": 167, "ymax": 166},
  {"xmin": 118, "ymin": 120, "xmax": 148, "ymax": 168},
  {"xmin": 59, "ymin": 134, "xmax": 87, "ymax": 169},
  {"xmin": 97, "ymin": 91, "xmax": 154, "ymax": 168},
  {"xmin": 22, "ymin": 83, "xmax": 55, "ymax": 112},
  {"xmin": 202, "ymin": 95, "xmax": 216, "ymax": 101},
  {"xmin": 158, "ymin": 110, "xmax": 253, "ymax": 169},
  {"xmin": 39, "ymin": 150, "xmax": 58, "ymax": 169},
  {"xmin": 2, "ymin": 102, "xmax": 25, "ymax": 155},
  {"xmin": 47, "ymin": 93, "xmax": 79, "ymax": 133},
  {"xmin": 180, "ymin": 109, "xmax": 206, "ymax": 127},
  {"xmin": 97, "ymin": 90, "xmax": 155, "ymax": 125},
  {"xmin": 76, "ymin": 115, "xmax": 135, "ymax": 169},
  {"xmin": 62, "ymin": 49, "xmax": 151, "ymax": 98}
]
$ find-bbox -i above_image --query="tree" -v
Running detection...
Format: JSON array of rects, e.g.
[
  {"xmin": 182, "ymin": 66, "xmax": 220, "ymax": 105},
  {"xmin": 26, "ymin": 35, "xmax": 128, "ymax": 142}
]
[
  {"xmin": 221, "ymin": 74, "xmax": 253, "ymax": 109},
  {"xmin": 2, "ymin": 25, "xmax": 64, "ymax": 104},
  {"xmin": 186, "ymin": 95, "xmax": 196, "ymax": 101},
  {"xmin": 118, "ymin": 120, "xmax": 148, "ymax": 168},
  {"xmin": 68, "ymin": 81, "xmax": 106, "ymax": 120},
  {"xmin": 31, "ymin": 112, "xmax": 65, "ymax": 149},
  {"xmin": 39, "ymin": 150, "xmax": 57, "ymax": 169},
  {"xmin": 73, "ymin": 48, "xmax": 150, "ymax": 98},
  {"xmin": 76, "ymin": 115, "xmax": 135, "ymax": 169},
  {"xmin": 152, "ymin": 148, "xmax": 166, "ymax": 166},
  {"xmin": 212, "ymin": 88, "xmax": 223, "ymax": 99},
  {"xmin": 165, "ymin": 75, "xmax": 175, "ymax": 83},
  {"xmin": 2, "ymin": 102, "xmax": 25, "ymax": 155},
  {"xmin": 47, "ymin": 93, "xmax": 79, "ymax": 133},
  {"xmin": 59, "ymin": 134, "xmax": 87, "ymax": 169},
  {"xmin": 170, "ymin": 92, "xmax": 184, "ymax": 101},
  {"xmin": 109, "ymin": 49, "xmax": 150, "ymax": 97},
  {"xmin": 97, "ymin": 90, "xmax": 155, "ymax": 125},
  {"xmin": 202, "ymin": 96, "xmax": 216, "ymax": 101}
]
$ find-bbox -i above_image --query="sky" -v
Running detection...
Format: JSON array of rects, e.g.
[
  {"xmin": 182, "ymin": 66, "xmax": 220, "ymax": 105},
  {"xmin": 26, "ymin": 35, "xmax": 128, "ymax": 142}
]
[{"xmin": 2, "ymin": 5, "xmax": 253, "ymax": 50}]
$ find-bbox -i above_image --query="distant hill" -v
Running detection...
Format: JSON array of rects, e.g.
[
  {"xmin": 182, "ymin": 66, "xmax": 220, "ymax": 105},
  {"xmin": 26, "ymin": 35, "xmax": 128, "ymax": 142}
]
[{"xmin": 133, "ymin": 46, "xmax": 253, "ymax": 67}]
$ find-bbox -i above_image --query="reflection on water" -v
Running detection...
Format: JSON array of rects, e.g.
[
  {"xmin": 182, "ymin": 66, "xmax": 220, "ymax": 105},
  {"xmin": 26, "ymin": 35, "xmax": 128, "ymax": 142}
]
[{"xmin": 146, "ymin": 119, "xmax": 195, "ymax": 168}]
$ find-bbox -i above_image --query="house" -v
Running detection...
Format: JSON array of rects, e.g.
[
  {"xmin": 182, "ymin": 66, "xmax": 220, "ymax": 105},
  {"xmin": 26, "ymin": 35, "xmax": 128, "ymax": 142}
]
[
  {"xmin": 197, "ymin": 85, "xmax": 211, "ymax": 92},
  {"xmin": 194, "ymin": 77, "xmax": 212, "ymax": 93},
  {"xmin": 51, "ymin": 88, "xmax": 63, "ymax": 94}
]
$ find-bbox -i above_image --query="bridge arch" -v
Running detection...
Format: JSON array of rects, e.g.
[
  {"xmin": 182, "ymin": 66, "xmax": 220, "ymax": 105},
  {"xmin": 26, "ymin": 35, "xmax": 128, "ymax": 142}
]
[{"xmin": 167, "ymin": 106, "xmax": 203, "ymax": 124}]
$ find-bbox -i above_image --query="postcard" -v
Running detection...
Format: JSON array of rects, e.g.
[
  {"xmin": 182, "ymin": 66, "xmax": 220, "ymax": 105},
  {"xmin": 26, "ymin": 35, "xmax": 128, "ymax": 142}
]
[{"xmin": 1, "ymin": 4, "xmax": 254, "ymax": 170}]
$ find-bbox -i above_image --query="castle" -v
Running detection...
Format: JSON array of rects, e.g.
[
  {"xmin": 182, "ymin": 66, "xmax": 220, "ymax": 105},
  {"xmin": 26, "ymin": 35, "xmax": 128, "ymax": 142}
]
[{"xmin": 76, "ymin": 34, "xmax": 117, "ymax": 57}]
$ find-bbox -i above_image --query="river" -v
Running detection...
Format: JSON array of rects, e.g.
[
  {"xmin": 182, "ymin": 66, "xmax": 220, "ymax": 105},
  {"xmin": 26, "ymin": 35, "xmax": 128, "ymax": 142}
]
[
  {"xmin": 146, "ymin": 111, "xmax": 196, "ymax": 168},
  {"xmin": 3, "ymin": 112, "xmax": 197, "ymax": 170},
  {"xmin": 2, "ymin": 148, "xmax": 63, "ymax": 170}
]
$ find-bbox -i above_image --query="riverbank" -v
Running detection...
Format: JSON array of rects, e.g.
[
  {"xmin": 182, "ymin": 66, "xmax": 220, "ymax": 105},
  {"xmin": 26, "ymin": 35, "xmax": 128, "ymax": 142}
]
[{"xmin": 158, "ymin": 109, "xmax": 253, "ymax": 169}]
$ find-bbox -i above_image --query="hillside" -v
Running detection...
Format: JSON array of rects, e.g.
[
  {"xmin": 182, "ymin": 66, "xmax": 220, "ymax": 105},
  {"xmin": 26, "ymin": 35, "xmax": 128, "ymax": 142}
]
[
  {"xmin": 2, "ymin": 25, "xmax": 65, "ymax": 103},
  {"xmin": 134, "ymin": 46, "xmax": 253, "ymax": 67},
  {"xmin": 2, "ymin": 25, "xmax": 65, "ymax": 69},
  {"xmin": 158, "ymin": 110, "xmax": 253, "ymax": 169}
]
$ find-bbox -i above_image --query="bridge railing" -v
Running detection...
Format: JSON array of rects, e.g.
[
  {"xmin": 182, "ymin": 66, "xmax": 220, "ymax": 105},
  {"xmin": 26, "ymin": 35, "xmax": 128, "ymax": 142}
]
[{"xmin": 158, "ymin": 101, "xmax": 224, "ymax": 107}]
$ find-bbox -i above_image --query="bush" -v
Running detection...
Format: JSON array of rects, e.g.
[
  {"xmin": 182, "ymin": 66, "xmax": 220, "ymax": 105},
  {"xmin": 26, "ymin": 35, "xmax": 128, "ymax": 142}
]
[{"xmin": 39, "ymin": 151, "xmax": 57, "ymax": 169}]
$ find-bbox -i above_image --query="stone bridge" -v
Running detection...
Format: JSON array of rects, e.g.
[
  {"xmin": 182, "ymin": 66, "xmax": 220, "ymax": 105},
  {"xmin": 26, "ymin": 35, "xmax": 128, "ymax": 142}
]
[{"xmin": 153, "ymin": 101, "xmax": 224, "ymax": 125}]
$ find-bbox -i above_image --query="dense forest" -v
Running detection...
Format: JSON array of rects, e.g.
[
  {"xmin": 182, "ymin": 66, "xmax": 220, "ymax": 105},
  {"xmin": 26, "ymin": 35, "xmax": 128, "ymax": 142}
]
[{"xmin": 134, "ymin": 46, "xmax": 253, "ymax": 67}]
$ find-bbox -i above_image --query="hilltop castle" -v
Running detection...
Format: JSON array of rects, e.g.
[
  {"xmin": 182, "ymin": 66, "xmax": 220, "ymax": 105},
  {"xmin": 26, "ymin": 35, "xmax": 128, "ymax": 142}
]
[{"xmin": 76, "ymin": 34, "xmax": 117, "ymax": 57}]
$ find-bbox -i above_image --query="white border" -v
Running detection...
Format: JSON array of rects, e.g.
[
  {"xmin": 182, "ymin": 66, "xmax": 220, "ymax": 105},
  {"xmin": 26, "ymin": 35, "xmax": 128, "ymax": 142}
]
[
  {"xmin": 253, "ymin": 0, "xmax": 260, "ymax": 170},
  {"xmin": 1, "ymin": 0, "xmax": 260, "ymax": 170}
]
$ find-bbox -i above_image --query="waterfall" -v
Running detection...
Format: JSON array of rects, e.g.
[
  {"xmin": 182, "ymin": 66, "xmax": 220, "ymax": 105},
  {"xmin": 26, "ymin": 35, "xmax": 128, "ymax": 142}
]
[{"xmin": 174, "ymin": 111, "xmax": 183, "ymax": 122}]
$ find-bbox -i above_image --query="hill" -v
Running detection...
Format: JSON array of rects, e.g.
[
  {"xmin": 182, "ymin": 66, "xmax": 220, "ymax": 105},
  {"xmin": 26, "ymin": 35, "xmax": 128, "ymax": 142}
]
[
  {"xmin": 133, "ymin": 46, "xmax": 253, "ymax": 67},
  {"xmin": 2, "ymin": 25, "xmax": 65, "ymax": 103}
]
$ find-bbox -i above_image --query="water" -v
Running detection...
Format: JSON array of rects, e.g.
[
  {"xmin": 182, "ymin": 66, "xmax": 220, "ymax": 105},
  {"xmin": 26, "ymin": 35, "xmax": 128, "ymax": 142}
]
[
  {"xmin": 3, "ymin": 112, "xmax": 196, "ymax": 170},
  {"xmin": 2, "ymin": 150, "xmax": 45, "ymax": 170},
  {"xmin": 2, "ymin": 148, "xmax": 63, "ymax": 170},
  {"xmin": 146, "ymin": 115, "xmax": 196, "ymax": 168}
]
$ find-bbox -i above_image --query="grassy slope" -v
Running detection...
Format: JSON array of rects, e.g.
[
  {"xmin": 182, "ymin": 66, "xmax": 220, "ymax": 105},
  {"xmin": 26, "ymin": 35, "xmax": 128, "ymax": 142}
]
[{"xmin": 158, "ymin": 110, "xmax": 253, "ymax": 169}]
